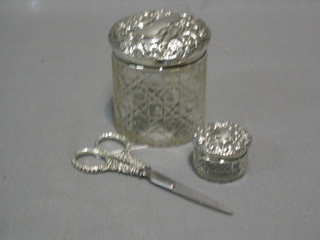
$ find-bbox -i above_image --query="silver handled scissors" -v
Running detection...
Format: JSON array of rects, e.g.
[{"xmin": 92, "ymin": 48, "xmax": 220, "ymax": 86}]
[{"xmin": 72, "ymin": 132, "xmax": 233, "ymax": 215}]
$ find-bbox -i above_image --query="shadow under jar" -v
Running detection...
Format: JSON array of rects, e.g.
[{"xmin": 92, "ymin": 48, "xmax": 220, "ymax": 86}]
[{"xmin": 109, "ymin": 9, "xmax": 211, "ymax": 146}]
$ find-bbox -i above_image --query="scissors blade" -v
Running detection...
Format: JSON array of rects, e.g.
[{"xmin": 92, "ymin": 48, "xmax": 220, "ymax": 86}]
[{"xmin": 146, "ymin": 170, "xmax": 233, "ymax": 215}]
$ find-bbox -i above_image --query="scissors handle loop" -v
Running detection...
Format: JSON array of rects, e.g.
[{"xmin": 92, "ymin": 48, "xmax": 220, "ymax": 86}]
[
  {"xmin": 72, "ymin": 132, "xmax": 147, "ymax": 176},
  {"xmin": 71, "ymin": 132, "xmax": 233, "ymax": 215},
  {"xmin": 94, "ymin": 132, "xmax": 131, "ymax": 154}
]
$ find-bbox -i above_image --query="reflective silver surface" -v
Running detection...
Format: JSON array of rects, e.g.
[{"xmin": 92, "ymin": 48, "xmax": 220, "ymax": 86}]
[
  {"xmin": 109, "ymin": 10, "xmax": 209, "ymax": 146},
  {"xmin": 146, "ymin": 169, "xmax": 232, "ymax": 214},
  {"xmin": 3, "ymin": 1, "xmax": 320, "ymax": 238},
  {"xmin": 72, "ymin": 132, "xmax": 232, "ymax": 214},
  {"xmin": 193, "ymin": 121, "xmax": 251, "ymax": 159},
  {"xmin": 109, "ymin": 9, "xmax": 210, "ymax": 67},
  {"xmin": 192, "ymin": 121, "xmax": 252, "ymax": 183}
]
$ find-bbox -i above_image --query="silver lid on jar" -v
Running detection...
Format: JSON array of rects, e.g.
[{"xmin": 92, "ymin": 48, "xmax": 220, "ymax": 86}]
[
  {"xmin": 108, "ymin": 9, "xmax": 211, "ymax": 67},
  {"xmin": 192, "ymin": 121, "xmax": 252, "ymax": 183},
  {"xmin": 193, "ymin": 121, "xmax": 251, "ymax": 160}
]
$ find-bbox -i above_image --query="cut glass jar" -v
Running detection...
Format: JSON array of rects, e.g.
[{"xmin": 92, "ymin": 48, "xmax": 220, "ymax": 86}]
[
  {"xmin": 109, "ymin": 9, "xmax": 211, "ymax": 146},
  {"xmin": 192, "ymin": 121, "xmax": 252, "ymax": 183}
]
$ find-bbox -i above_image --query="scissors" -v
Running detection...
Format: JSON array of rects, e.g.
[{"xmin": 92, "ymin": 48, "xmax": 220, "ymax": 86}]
[{"xmin": 72, "ymin": 132, "xmax": 233, "ymax": 215}]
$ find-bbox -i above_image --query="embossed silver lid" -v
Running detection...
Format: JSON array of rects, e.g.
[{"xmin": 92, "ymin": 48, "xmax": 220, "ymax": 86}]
[
  {"xmin": 192, "ymin": 121, "xmax": 251, "ymax": 183},
  {"xmin": 108, "ymin": 9, "xmax": 211, "ymax": 67},
  {"xmin": 193, "ymin": 121, "xmax": 252, "ymax": 160}
]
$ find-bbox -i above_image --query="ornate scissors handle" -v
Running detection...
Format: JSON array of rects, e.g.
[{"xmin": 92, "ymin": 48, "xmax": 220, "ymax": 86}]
[
  {"xmin": 72, "ymin": 132, "xmax": 233, "ymax": 215},
  {"xmin": 72, "ymin": 132, "xmax": 147, "ymax": 177}
]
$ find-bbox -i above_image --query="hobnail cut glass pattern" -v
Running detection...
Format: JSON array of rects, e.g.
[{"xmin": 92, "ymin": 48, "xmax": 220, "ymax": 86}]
[
  {"xmin": 191, "ymin": 151, "xmax": 247, "ymax": 183},
  {"xmin": 112, "ymin": 54, "xmax": 207, "ymax": 146},
  {"xmin": 192, "ymin": 121, "xmax": 251, "ymax": 183}
]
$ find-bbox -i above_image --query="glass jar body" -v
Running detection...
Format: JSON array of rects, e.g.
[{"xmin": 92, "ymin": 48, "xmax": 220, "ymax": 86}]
[
  {"xmin": 112, "ymin": 53, "xmax": 207, "ymax": 146},
  {"xmin": 191, "ymin": 151, "xmax": 247, "ymax": 183}
]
